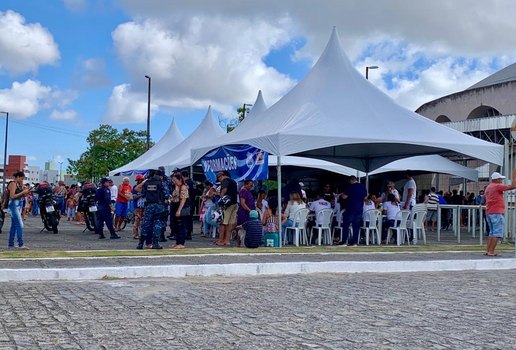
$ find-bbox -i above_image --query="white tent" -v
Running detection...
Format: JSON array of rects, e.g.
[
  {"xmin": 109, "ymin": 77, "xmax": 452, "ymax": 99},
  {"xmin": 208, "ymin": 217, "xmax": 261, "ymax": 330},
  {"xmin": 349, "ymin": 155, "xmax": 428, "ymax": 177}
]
[
  {"xmin": 109, "ymin": 119, "xmax": 184, "ymax": 176},
  {"xmin": 191, "ymin": 27, "xmax": 503, "ymax": 172},
  {"xmin": 138, "ymin": 106, "xmax": 225, "ymax": 173},
  {"xmin": 369, "ymin": 155, "xmax": 478, "ymax": 181},
  {"xmin": 269, "ymin": 155, "xmax": 357, "ymax": 176}
]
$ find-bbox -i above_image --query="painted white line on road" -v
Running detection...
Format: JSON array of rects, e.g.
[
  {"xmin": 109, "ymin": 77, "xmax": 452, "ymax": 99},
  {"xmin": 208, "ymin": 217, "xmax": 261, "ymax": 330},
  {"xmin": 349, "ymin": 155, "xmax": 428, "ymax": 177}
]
[{"xmin": 0, "ymin": 258, "xmax": 515, "ymax": 282}]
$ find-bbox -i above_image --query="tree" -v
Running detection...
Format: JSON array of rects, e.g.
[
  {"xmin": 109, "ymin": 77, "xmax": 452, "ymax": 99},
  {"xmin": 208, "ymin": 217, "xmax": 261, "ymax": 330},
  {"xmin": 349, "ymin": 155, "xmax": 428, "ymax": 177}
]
[
  {"xmin": 67, "ymin": 125, "xmax": 151, "ymax": 182},
  {"xmin": 221, "ymin": 105, "xmax": 252, "ymax": 133}
]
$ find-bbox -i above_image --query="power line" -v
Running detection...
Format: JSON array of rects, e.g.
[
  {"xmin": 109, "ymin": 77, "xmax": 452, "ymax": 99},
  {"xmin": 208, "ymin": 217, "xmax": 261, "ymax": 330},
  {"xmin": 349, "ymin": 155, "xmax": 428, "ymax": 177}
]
[{"xmin": 9, "ymin": 119, "xmax": 88, "ymax": 138}]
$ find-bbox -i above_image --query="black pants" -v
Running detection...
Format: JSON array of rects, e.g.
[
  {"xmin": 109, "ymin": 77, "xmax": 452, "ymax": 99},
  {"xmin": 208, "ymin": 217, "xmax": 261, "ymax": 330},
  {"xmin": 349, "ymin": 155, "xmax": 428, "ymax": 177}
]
[
  {"xmin": 96, "ymin": 209, "xmax": 115, "ymax": 236},
  {"xmin": 173, "ymin": 216, "xmax": 187, "ymax": 245}
]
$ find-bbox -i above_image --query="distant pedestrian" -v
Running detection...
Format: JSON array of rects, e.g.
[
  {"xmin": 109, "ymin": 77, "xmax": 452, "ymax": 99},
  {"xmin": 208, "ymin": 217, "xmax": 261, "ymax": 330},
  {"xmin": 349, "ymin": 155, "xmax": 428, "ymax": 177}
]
[
  {"xmin": 132, "ymin": 174, "xmax": 145, "ymax": 239},
  {"xmin": 95, "ymin": 177, "xmax": 120, "ymax": 240},
  {"xmin": 114, "ymin": 177, "xmax": 132, "ymax": 231},
  {"xmin": 337, "ymin": 175, "xmax": 367, "ymax": 246},
  {"xmin": 169, "ymin": 173, "xmax": 190, "ymax": 249},
  {"xmin": 484, "ymin": 170, "xmax": 516, "ymax": 256},
  {"xmin": 214, "ymin": 171, "xmax": 238, "ymax": 246},
  {"xmin": 7, "ymin": 171, "xmax": 31, "ymax": 249},
  {"xmin": 66, "ymin": 193, "xmax": 76, "ymax": 221}
]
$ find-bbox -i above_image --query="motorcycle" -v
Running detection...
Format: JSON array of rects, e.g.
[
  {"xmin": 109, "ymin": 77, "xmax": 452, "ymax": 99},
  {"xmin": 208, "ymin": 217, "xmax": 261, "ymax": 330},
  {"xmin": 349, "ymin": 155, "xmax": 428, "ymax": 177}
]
[
  {"xmin": 36, "ymin": 183, "xmax": 60, "ymax": 234},
  {"xmin": 79, "ymin": 183, "xmax": 98, "ymax": 232}
]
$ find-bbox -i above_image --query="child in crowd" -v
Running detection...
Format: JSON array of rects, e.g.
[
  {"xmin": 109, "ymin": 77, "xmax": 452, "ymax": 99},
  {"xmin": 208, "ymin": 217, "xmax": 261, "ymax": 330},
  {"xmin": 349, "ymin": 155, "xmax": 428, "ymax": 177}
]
[
  {"xmin": 382, "ymin": 193, "xmax": 401, "ymax": 244},
  {"xmin": 242, "ymin": 210, "xmax": 263, "ymax": 248},
  {"xmin": 66, "ymin": 193, "xmax": 76, "ymax": 221},
  {"xmin": 362, "ymin": 194, "xmax": 377, "ymax": 227},
  {"xmin": 262, "ymin": 200, "xmax": 280, "ymax": 234}
]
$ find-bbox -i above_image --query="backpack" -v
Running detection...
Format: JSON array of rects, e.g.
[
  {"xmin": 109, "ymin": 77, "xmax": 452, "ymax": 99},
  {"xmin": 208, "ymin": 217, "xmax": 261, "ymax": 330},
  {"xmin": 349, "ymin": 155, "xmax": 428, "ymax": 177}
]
[{"xmin": 1, "ymin": 183, "xmax": 12, "ymax": 209}]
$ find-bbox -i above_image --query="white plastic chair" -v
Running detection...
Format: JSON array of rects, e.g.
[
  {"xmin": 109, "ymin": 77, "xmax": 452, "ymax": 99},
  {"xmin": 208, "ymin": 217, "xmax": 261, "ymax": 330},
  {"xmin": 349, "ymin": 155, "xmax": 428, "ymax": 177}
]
[
  {"xmin": 332, "ymin": 209, "xmax": 345, "ymax": 243},
  {"xmin": 359, "ymin": 209, "xmax": 381, "ymax": 245},
  {"xmin": 411, "ymin": 209, "xmax": 427, "ymax": 245},
  {"xmin": 387, "ymin": 210, "xmax": 411, "ymax": 246},
  {"xmin": 310, "ymin": 208, "xmax": 334, "ymax": 245},
  {"xmin": 285, "ymin": 208, "xmax": 310, "ymax": 246}
]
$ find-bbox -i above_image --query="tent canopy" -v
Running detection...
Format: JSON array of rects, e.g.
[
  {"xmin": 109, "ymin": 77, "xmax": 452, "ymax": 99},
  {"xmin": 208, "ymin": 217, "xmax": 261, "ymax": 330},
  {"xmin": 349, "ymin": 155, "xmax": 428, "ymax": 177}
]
[
  {"xmin": 369, "ymin": 155, "xmax": 478, "ymax": 181},
  {"xmin": 109, "ymin": 119, "xmax": 184, "ymax": 176},
  {"xmin": 137, "ymin": 106, "xmax": 225, "ymax": 174},
  {"xmin": 191, "ymin": 28, "xmax": 503, "ymax": 172}
]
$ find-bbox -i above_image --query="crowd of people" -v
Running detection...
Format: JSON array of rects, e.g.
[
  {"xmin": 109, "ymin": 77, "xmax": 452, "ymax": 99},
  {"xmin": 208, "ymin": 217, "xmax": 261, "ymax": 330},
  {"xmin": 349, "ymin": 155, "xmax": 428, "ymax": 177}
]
[{"xmin": 3, "ymin": 168, "xmax": 516, "ymax": 255}]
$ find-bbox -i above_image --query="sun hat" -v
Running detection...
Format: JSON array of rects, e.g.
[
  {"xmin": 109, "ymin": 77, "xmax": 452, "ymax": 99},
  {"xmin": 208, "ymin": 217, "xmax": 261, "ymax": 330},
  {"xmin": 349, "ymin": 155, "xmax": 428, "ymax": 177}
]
[
  {"xmin": 249, "ymin": 210, "xmax": 259, "ymax": 219},
  {"xmin": 491, "ymin": 172, "xmax": 506, "ymax": 180}
]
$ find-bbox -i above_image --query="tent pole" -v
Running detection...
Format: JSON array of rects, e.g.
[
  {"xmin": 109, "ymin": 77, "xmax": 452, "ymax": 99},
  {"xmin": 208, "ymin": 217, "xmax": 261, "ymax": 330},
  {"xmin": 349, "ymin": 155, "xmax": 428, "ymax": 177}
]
[
  {"xmin": 366, "ymin": 173, "xmax": 369, "ymax": 193},
  {"xmin": 277, "ymin": 156, "xmax": 282, "ymax": 248}
]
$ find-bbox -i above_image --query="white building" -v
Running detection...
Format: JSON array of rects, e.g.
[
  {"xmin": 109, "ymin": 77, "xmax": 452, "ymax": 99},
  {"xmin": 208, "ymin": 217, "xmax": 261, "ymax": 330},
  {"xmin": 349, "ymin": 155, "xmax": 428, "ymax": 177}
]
[
  {"xmin": 23, "ymin": 165, "xmax": 41, "ymax": 184},
  {"xmin": 41, "ymin": 169, "xmax": 59, "ymax": 184}
]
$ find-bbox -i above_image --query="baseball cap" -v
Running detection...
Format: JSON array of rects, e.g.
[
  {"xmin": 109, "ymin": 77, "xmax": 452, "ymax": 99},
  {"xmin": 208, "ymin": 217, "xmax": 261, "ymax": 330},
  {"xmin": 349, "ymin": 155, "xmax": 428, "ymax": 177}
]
[
  {"xmin": 100, "ymin": 177, "xmax": 111, "ymax": 184},
  {"xmin": 491, "ymin": 172, "xmax": 506, "ymax": 180},
  {"xmin": 249, "ymin": 210, "xmax": 259, "ymax": 219},
  {"xmin": 135, "ymin": 174, "xmax": 145, "ymax": 180}
]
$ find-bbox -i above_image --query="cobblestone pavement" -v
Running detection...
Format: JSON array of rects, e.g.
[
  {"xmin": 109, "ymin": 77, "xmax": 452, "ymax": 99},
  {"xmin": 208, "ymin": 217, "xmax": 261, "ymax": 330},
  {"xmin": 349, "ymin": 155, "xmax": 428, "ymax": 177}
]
[
  {"xmin": 0, "ymin": 216, "xmax": 490, "ymax": 252},
  {"xmin": 0, "ymin": 271, "xmax": 515, "ymax": 349}
]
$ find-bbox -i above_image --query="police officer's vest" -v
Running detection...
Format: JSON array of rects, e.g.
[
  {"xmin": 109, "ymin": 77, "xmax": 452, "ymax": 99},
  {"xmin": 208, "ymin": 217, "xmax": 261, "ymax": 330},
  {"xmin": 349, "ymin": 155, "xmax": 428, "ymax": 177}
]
[{"xmin": 144, "ymin": 177, "xmax": 164, "ymax": 204}]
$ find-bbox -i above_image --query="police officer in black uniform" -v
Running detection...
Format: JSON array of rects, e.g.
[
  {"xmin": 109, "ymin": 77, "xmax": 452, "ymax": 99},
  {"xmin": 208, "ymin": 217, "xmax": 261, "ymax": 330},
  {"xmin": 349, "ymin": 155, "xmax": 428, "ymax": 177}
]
[
  {"xmin": 95, "ymin": 177, "xmax": 120, "ymax": 239},
  {"xmin": 136, "ymin": 169, "xmax": 170, "ymax": 249}
]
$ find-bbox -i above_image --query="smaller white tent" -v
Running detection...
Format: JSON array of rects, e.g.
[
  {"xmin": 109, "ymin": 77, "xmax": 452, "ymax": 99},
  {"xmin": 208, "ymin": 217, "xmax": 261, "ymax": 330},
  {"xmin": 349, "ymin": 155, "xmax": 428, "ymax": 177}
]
[
  {"xmin": 269, "ymin": 155, "xmax": 357, "ymax": 176},
  {"xmin": 138, "ymin": 106, "xmax": 225, "ymax": 173},
  {"xmin": 369, "ymin": 155, "xmax": 478, "ymax": 181},
  {"xmin": 110, "ymin": 119, "xmax": 184, "ymax": 176}
]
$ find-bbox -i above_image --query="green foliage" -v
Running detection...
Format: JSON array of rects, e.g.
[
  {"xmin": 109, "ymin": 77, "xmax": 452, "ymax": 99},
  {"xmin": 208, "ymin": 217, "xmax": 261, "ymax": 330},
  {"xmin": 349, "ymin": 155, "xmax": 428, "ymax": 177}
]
[
  {"xmin": 67, "ymin": 125, "xmax": 151, "ymax": 182},
  {"xmin": 225, "ymin": 105, "xmax": 251, "ymax": 133}
]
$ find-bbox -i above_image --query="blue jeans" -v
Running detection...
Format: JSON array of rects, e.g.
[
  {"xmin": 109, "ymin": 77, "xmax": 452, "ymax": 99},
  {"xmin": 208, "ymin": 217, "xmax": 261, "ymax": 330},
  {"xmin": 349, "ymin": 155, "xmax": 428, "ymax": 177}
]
[
  {"xmin": 341, "ymin": 207, "xmax": 363, "ymax": 245},
  {"xmin": 8, "ymin": 199, "xmax": 24, "ymax": 247},
  {"xmin": 31, "ymin": 195, "xmax": 39, "ymax": 216},
  {"xmin": 56, "ymin": 197, "xmax": 65, "ymax": 215},
  {"xmin": 281, "ymin": 219, "xmax": 294, "ymax": 243}
]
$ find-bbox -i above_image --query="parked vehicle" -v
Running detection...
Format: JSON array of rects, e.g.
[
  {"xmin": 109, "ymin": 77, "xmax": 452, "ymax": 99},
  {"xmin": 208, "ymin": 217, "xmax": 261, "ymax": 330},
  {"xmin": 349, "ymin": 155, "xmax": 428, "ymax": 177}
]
[
  {"xmin": 79, "ymin": 183, "xmax": 98, "ymax": 232},
  {"xmin": 36, "ymin": 183, "xmax": 60, "ymax": 234}
]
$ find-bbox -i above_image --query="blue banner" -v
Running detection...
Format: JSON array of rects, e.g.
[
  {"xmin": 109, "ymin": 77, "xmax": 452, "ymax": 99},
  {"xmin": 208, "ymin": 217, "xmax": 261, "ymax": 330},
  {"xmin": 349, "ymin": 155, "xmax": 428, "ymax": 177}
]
[{"xmin": 201, "ymin": 145, "xmax": 268, "ymax": 183}]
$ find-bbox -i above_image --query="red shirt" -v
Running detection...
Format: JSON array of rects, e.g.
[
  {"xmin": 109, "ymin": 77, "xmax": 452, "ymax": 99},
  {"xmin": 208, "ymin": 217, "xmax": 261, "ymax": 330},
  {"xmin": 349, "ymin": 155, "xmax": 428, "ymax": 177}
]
[
  {"xmin": 485, "ymin": 182, "xmax": 510, "ymax": 215},
  {"xmin": 116, "ymin": 184, "xmax": 132, "ymax": 204}
]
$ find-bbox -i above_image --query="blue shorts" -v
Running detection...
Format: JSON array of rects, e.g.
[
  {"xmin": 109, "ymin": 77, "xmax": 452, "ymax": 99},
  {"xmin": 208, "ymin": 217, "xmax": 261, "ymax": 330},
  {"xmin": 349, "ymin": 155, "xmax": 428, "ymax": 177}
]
[
  {"xmin": 487, "ymin": 214, "xmax": 504, "ymax": 238},
  {"xmin": 115, "ymin": 202, "xmax": 128, "ymax": 217}
]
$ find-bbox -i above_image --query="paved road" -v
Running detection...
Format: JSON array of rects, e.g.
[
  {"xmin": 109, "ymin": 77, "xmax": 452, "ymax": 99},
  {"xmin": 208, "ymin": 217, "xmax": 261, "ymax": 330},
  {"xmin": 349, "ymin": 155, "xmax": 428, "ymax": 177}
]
[{"xmin": 0, "ymin": 271, "xmax": 515, "ymax": 349}]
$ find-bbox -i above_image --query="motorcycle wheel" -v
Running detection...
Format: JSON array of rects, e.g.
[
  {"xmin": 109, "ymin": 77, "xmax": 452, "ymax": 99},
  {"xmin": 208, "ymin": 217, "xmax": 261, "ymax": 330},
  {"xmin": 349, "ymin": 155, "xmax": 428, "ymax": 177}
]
[
  {"xmin": 50, "ymin": 214, "xmax": 59, "ymax": 234},
  {"xmin": 43, "ymin": 214, "xmax": 52, "ymax": 231},
  {"xmin": 89, "ymin": 212, "xmax": 98, "ymax": 232}
]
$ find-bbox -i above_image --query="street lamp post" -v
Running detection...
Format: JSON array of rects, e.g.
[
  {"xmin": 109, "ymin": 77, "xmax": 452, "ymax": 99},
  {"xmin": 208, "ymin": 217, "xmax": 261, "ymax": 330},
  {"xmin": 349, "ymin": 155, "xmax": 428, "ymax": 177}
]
[
  {"xmin": 0, "ymin": 111, "xmax": 8, "ymax": 193},
  {"xmin": 145, "ymin": 75, "xmax": 151, "ymax": 151},
  {"xmin": 58, "ymin": 161, "xmax": 63, "ymax": 182},
  {"xmin": 365, "ymin": 65, "xmax": 379, "ymax": 80},
  {"xmin": 241, "ymin": 103, "xmax": 253, "ymax": 121}
]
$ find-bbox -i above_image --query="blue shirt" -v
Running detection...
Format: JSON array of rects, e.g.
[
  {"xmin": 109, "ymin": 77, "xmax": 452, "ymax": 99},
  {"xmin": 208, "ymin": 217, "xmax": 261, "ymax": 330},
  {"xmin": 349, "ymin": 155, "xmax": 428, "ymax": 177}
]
[
  {"xmin": 95, "ymin": 186, "xmax": 112, "ymax": 210},
  {"xmin": 343, "ymin": 182, "xmax": 367, "ymax": 210}
]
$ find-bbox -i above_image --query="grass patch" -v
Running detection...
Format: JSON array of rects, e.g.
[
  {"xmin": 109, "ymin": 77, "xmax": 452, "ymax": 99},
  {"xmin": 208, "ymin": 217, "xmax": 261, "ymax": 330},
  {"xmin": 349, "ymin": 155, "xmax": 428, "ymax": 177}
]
[{"xmin": 0, "ymin": 243, "xmax": 513, "ymax": 259}]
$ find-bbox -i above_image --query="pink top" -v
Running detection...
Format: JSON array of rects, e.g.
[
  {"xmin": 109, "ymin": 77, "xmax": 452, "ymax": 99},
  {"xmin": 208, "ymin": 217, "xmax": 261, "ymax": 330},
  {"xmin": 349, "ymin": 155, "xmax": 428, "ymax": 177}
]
[{"xmin": 485, "ymin": 183, "xmax": 510, "ymax": 215}]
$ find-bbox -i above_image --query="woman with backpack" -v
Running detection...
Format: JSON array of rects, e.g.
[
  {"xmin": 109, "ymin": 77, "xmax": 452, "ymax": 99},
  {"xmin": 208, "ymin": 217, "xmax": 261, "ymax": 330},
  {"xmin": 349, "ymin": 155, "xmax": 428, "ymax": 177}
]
[{"xmin": 7, "ymin": 171, "xmax": 31, "ymax": 249}]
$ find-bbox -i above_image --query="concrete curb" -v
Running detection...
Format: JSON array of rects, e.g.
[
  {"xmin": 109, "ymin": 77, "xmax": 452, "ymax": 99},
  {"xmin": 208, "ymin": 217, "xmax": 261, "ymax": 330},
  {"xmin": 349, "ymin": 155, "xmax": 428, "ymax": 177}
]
[{"xmin": 1, "ymin": 258, "xmax": 516, "ymax": 282}]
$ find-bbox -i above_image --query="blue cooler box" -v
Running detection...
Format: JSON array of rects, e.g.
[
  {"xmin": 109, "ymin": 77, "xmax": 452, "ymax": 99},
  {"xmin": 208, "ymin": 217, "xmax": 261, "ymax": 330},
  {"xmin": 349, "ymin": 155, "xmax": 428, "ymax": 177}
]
[{"xmin": 263, "ymin": 232, "xmax": 280, "ymax": 247}]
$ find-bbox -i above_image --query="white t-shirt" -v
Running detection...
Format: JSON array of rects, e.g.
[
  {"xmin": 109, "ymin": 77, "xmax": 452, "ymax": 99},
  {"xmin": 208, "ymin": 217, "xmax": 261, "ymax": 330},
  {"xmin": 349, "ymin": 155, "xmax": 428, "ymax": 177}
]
[
  {"xmin": 284, "ymin": 202, "xmax": 306, "ymax": 220},
  {"xmin": 309, "ymin": 199, "xmax": 331, "ymax": 225},
  {"xmin": 402, "ymin": 178, "xmax": 417, "ymax": 207},
  {"xmin": 383, "ymin": 201, "xmax": 401, "ymax": 221},
  {"xmin": 109, "ymin": 185, "xmax": 118, "ymax": 202},
  {"xmin": 362, "ymin": 200, "xmax": 376, "ymax": 221}
]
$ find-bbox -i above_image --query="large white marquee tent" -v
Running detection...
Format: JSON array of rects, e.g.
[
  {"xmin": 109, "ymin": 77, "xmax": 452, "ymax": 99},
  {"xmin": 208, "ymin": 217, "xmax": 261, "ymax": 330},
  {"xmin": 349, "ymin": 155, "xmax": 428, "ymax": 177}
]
[
  {"xmin": 110, "ymin": 119, "xmax": 184, "ymax": 176},
  {"xmin": 191, "ymin": 28, "xmax": 503, "ymax": 172}
]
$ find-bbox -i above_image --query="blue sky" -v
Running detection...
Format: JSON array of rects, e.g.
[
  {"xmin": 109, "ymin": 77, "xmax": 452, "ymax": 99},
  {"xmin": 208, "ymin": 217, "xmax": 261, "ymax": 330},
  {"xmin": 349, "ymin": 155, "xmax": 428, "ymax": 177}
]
[{"xmin": 1, "ymin": 0, "xmax": 515, "ymax": 172}]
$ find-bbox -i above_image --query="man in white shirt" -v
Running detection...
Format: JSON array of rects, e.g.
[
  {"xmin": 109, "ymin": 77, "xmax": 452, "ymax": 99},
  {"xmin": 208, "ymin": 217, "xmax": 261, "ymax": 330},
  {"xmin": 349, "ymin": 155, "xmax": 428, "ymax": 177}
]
[
  {"xmin": 108, "ymin": 179, "xmax": 117, "ymax": 211},
  {"xmin": 309, "ymin": 193, "xmax": 331, "ymax": 225},
  {"xmin": 401, "ymin": 171, "xmax": 417, "ymax": 210}
]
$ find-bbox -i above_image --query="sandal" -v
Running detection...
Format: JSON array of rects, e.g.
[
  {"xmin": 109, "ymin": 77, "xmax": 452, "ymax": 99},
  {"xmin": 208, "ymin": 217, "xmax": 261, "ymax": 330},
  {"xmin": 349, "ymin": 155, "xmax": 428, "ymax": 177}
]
[{"xmin": 486, "ymin": 253, "xmax": 499, "ymax": 257}]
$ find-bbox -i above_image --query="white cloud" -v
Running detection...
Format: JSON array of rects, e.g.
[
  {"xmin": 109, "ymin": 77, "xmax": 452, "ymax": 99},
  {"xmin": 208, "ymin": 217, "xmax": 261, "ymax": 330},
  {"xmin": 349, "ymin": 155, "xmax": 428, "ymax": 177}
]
[
  {"xmin": 114, "ymin": 0, "xmax": 516, "ymax": 112},
  {"xmin": 50, "ymin": 109, "xmax": 77, "ymax": 121},
  {"xmin": 106, "ymin": 16, "xmax": 295, "ymax": 123},
  {"xmin": 105, "ymin": 83, "xmax": 158, "ymax": 123},
  {"xmin": 0, "ymin": 80, "xmax": 78, "ymax": 119},
  {"xmin": 78, "ymin": 58, "xmax": 110, "ymax": 88},
  {"xmin": 0, "ymin": 10, "xmax": 60, "ymax": 76}
]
